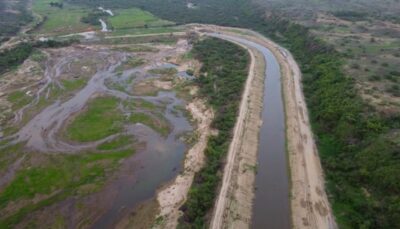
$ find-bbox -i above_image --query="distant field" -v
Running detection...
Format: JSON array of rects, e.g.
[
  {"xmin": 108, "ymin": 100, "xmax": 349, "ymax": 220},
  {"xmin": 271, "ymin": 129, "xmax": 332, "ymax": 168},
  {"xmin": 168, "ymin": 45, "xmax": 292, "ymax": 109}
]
[
  {"xmin": 32, "ymin": 0, "xmax": 95, "ymax": 34},
  {"xmin": 109, "ymin": 8, "xmax": 174, "ymax": 30},
  {"xmin": 32, "ymin": 1, "xmax": 175, "ymax": 35}
]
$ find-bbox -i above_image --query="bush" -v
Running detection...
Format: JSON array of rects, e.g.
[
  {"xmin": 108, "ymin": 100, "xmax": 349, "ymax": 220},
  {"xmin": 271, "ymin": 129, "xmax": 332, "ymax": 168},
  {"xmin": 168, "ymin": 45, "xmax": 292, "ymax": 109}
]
[{"xmin": 0, "ymin": 43, "xmax": 33, "ymax": 74}]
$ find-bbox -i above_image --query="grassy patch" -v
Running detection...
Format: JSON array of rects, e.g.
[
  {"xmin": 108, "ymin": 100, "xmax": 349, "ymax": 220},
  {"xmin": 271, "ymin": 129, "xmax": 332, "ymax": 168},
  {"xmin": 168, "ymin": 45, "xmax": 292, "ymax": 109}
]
[
  {"xmin": 0, "ymin": 143, "xmax": 24, "ymax": 173},
  {"xmin": 7, "ymin": 91, "xmax": 33, "ymax": 110},
  {"xmin": 98, "ymin": 34, "xmax": 180, "ymax": 45},
  {"xmin": 149, "ymin": 67, "xmax": 177, "ymax": 76},
  {"xmin": 66, "ymin": 96, "xmax": 124, "ymax": 142},
  {"xmin": 0, "ymin": 149, "xmax": 134, "ymax": 228},
  {"xmin": 97, "ymin": 135, "xmax": 134, "ymax": 150},
  {"xmin": 61, "ymin": 78, "xmax": 88, "ymax": 91},
  {"xmin": 109, "ymin": 8, "xmax": 174, "ymax": 30},
  {"xmin": 29, "ymin": 50, "xmax": 47, "ymax": 62},
  {"xmin": 32, "ymin": 0, "xmax": 92, "ymax": 34},
  {"xmin": 129, "ymin": 112, "xmax": 169, "ymax": 136}
]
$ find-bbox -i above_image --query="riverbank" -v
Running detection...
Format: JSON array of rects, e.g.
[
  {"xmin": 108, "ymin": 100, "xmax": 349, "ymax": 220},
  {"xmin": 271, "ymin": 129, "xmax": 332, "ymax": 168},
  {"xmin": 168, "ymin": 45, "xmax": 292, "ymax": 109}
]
[{"xmin": 154, "ymin": 99, "xmax": 214, "ymax": 228}]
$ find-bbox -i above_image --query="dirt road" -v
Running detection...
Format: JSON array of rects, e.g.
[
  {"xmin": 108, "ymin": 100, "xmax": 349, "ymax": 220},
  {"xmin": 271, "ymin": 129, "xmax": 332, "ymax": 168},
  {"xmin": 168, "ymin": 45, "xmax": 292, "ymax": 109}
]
[{"xmin": 191, "ymin": 25, "xmax": 336, "ymax": 229}]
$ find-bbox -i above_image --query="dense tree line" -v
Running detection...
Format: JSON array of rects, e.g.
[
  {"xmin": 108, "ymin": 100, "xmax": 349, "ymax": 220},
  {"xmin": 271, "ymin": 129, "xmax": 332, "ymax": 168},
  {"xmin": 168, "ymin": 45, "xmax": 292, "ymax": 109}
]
[
  {"xmin": 34, "ymin": 39, "xmax": 79, "ymax": 48},
  {"xmin": 49, "ymin": 2, "xmax": 64, "ymax": 9},
  {"xmin": 64, "ymin": 0, "xmax": 400, "ymax": 227},
  {"xmin": 0, "ymin": 43, "xmax": 33, "ymax": 74},
  {"xmin": 178, "ymin": 38, "xmax": 249, "ymax": 228},
  {"xmin": 332, "ymin": 10, "xmax": 369, "ymax": 21}
]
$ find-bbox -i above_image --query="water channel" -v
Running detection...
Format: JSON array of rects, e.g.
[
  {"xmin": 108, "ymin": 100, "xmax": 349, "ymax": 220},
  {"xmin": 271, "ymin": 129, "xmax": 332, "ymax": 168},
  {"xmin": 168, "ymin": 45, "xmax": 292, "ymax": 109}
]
[{"xmin": 212, "ymin": 34, "xmax": 291, "ymax": 229}]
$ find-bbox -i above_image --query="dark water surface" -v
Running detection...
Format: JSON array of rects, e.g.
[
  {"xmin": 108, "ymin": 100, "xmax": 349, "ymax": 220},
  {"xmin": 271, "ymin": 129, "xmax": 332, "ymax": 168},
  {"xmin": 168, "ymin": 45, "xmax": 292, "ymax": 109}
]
[{"xmin": 212, "ymin": 34, "xmax": 290, "ymax": 229}]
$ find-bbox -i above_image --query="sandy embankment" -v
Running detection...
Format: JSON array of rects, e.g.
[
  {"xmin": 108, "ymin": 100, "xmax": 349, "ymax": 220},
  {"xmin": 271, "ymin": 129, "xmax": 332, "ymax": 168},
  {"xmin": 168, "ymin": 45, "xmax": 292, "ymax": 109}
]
[{"xmin": 155, "ymin": 99, "xmax": 213, "ymax": 228}]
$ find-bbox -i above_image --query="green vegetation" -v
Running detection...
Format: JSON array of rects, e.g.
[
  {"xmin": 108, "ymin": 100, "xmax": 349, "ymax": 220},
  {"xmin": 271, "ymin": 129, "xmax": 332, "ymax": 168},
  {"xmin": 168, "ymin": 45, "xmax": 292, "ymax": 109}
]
[
  {"xmin": 179, "ymin": 38, "xmax": 249, "ymax": 228},
  {"xmin": 149, "ymin": 68, "xmax": 177, "ymax": 76},
  {"xmin": 109, "ymin": 8, "xmax": 173, "ymax": 30},
  {"xmin": 97, "ymin": 135, "xmax": 134, "ymax": 150},
  {"xmin": 61, "ymin": 78, "xmax": 88, "ymax": 91},
  {"xmin": 7, "ymin": 91, "xmax": 33, "ymax": 110},
  {"xmin": 30, "ymin": 50, "xmax": 47, "ymax": 62},
  {"xmin": 95, "ymin": 34, "xmax": 180, "ymax": 45},
  {"xmin": 0, "ymin": 43, "xmax": 33, "ymax": 74},
  {"xmin": 129, "ymin": 112, "xmax": 169, "ymax": 136},
  {"xmin": 81, "ymin": 10, "xmax": 108, "ymax": 26},
  {"xmin": 32, "ymin": 0, "xmax": 91, "ymax": 34},
  {"xmin": 66, "ymin": 96, "xmax": 124, "ymax": 142},
  {"xmin": 0, "ymin": 149, "xmax": 134, "ymax": 228},
  {"xmin": 66, "ymin": 96, "xmax": 170, "ymax": 142},
  {"xmin": 332, "ymin": 11, "xmax": 368, "ymax": 21}
]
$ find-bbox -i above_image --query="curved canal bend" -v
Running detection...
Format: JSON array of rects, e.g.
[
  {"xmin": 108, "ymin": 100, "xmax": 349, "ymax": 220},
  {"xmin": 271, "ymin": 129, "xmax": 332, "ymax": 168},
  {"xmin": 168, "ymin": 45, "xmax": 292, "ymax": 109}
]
[{"xmin": 211, "ymin": 34, "xmax": 290, "ymax": 229}]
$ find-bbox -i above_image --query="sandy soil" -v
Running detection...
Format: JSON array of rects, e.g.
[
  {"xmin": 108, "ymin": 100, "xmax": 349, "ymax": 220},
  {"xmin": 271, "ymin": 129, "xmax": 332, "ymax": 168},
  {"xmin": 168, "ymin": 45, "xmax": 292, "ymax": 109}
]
[
  {"xmin": 154, "ymin": 99, "xmax": 213, "ymax": 228},
  {"xmin": 189, "ymin": 24, "xmax": 337, "ymax": 229}
]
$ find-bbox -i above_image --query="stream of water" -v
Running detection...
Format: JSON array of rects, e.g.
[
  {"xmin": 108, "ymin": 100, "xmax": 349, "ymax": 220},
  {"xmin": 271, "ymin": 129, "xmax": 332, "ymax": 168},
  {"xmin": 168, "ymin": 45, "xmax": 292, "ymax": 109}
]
[{"xmin": 100, "ymin": 19, "xmax": 108, "ymax": 32}]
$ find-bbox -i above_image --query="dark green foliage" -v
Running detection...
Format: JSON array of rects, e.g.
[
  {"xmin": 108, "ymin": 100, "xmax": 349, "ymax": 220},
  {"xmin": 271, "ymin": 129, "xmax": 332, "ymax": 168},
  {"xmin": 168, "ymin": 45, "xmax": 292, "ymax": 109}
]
[
  {"xmin": 33, "ymin": 39, "xmax": 79, "ymax": 48},
  {"xmin": 0, "ymin": 43, "xmax": 33, "ymax": 74},
  {"xmin": 81, "ymin": 10, "xmax": 109, "ymax": 26},
  {"xmin": 49, "ymin": 2, "xmax": 64, "ymax": 8},
  {"xmin": 178, "ymin": 38, "xmax": 249, "ymax": 228},
  {"xmin": 332, "ymin": 11, "xmax": 369, "ymax": 21}
]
